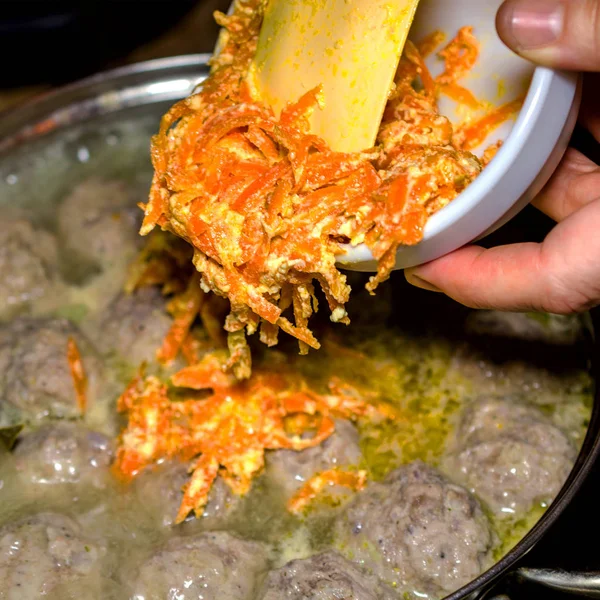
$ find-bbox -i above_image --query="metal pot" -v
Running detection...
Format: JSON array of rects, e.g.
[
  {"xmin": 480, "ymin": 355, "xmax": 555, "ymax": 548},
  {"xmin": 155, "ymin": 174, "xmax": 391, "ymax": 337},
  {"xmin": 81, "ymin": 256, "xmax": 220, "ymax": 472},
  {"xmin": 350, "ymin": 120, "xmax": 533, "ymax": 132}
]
[{"xmin": 0, "ymin": 55, "xmax": 598, "ymax": 600}]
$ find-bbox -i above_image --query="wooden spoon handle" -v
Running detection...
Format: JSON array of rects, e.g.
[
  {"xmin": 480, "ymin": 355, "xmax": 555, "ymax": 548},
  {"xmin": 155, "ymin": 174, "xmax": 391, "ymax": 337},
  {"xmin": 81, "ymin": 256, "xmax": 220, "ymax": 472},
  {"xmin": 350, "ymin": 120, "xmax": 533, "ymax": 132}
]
[{"xmin": 249, "ymin": 0, "xmax": 420, "ymax": 153}]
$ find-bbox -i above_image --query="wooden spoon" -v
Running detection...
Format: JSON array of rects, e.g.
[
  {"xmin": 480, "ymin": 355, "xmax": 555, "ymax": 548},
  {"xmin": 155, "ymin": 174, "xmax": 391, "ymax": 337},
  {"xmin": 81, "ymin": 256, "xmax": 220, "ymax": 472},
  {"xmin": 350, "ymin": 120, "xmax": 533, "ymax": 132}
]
[{"xmin": 248, "ymin": 0, "xmax": 420, "ymax": 153}]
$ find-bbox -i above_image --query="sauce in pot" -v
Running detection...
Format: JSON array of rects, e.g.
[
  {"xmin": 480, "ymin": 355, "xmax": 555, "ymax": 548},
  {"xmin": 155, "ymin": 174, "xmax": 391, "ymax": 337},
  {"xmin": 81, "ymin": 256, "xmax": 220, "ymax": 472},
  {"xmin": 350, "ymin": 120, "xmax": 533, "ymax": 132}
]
[{"xmin": 0, "ymin": 112, "xmax": 592, "ymax": 600}]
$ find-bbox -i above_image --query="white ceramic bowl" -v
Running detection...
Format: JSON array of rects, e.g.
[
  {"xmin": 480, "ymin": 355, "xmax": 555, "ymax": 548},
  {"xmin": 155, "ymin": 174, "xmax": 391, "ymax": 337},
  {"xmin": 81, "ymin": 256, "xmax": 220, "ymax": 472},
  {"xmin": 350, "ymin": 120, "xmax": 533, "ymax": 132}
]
[{"xmin": 337, "ymin": 0, "xmax": 581, "ymax": 272}]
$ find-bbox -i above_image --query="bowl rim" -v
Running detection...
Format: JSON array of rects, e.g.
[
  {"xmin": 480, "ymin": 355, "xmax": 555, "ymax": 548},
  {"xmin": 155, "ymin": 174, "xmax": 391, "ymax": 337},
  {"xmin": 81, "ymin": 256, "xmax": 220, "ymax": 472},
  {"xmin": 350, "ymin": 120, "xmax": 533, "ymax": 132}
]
[
  {"xmin": 338, "ymin": 64, "xmax": 581, "ymax": 269},
  {"xmin": 425, "ymin": 67, "xmax": 568, "ymax": 236}
]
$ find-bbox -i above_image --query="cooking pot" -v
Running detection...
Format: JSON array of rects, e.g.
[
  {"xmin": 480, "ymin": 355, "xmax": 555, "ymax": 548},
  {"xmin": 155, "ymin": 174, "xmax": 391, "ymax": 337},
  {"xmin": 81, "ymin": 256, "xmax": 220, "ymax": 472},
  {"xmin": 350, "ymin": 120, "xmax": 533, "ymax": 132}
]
[{"xmin": 0, "ymin": 55, "xmax": 598, "ymax": 600}]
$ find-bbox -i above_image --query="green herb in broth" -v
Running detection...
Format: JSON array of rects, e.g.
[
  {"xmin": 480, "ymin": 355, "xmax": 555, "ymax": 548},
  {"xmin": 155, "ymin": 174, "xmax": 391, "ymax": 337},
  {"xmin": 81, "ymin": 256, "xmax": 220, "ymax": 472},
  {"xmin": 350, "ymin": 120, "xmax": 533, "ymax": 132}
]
[
  {"xmin": 54, "ymin": 303, "xmax": 90, "ymax": 325},
  {"xmin": 296, "ymin": 330, "xmax": 467, "ymax": 480},
  {"xmin": 493, "ymin": 503, "xmax": 547, "ymax": 560},
  {"xmin": 526, "ymin": 312, "xmax": 552, "ymax": 326},
  {"xmin": 0, "ymin": 424, "xmax": 24, "ymax": 451}
]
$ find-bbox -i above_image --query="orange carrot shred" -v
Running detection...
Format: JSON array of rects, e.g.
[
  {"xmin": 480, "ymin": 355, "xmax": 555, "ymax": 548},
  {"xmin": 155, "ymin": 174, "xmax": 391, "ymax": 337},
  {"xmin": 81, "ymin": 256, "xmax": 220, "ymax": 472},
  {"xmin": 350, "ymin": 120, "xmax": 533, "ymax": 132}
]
[
  {"xmin": 113, "ymin": 351, "xmax": 387, "ymax": 523},
  {"xmin": 157, "ymin": 272, "xmax": 204, "ymax": 365},
  {"xmin": 438, "ymin": 82, "xmax": 481, "ymax": 110},
  {"xmin": 287, "ymin": 469, "xmax": 368, "ymax": 513},
  {"xmin": 456, "ymin": 95, "xmax": 525, "ymax": 151},
  {"xmin": 417, "ymin": 30, "xmax": 446, "ymax": 58},
  {"xmin": 482, "ymin": 140, "xmax": 503, "ymax": 166},
  {"xmin": 436, "ymin": 26, "xmax": 480, "ymax": 85},
  {"xmin": 176, "ymin": 455, "xmax": 220, "ymax": 522},
  {"xmin": 66, "ymin": 337, "xmax": 88, "ymax": 414},
  {"xmin": 181, "ymin": 332, "xmax": 201, "ymax": 365},
  {"xmin": 171, "ymin": 352, "xmax": 235, "ymax": 390}
]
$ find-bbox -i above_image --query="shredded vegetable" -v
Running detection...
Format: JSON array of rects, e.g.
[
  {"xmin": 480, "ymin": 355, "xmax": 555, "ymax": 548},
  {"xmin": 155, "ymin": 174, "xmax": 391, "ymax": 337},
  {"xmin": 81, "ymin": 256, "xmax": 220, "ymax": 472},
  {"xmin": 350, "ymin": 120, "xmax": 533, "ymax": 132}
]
[
  {"xmin": 114, "ymin": 353, "xmax": 391, "ymax": 523},
  {"xmin": 113, "ymin": 4, "xmax": 525, "ymax": 521},
  {"xmin": 66, "ymin": 337, "xmax": 88, "ymax": 414},
  {"xmin": 455, "ymin": 96, "xmax": 525, "ymax": 151},
  {"xmin": 287, "ymin": 469, "xmax": 368, "ymax": 514},
  {"xmin": 138, "ymin": 0, "xmax": 522, "ymax": 377},
  {"xmin": 125, "ymin": 230, "xmax": 229, "ymax": 367}
]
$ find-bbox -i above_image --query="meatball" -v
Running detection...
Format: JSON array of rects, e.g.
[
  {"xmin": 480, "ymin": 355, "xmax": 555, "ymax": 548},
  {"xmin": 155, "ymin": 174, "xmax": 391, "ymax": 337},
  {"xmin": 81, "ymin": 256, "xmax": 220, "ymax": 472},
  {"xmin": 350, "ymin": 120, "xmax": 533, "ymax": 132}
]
[
  {"xmin": 465, "ymin": 310, "xmax": 584, "ymax": 346},
  {"xmin": 0, "ymin": 512, "xmax": 104, "ymax": 598},
  {"xmin": 448, "ymin": 342, "xmax": 590, "ymax": 412},
  {"xmin": 0, "ymin": 218, "xmax": 61, "ymax": 318},
  {"xmin": 58, "ymin": 178, "xmax": 142, "ymax": 269},
  {"xmin": 134, "ymin": 461, "xmax": 239, "ymax": 528},
  {"xmin": 0, "ymin": 318, "xmax": 102, "ymax": 422},
  {"xmin": 128, "ymin": 531, "xmax": 268, "ymax": 600},
  {"xmin": 257, "ymin": 551, "xmax": 397, "ymax": 600},
  {"xmin": 334, "ymin": 461, "xmax": 494, "ymax": 598},
  {"xmin": 442, "ymin": 397, "xmax": 577, "ymax": 520},
  {"xmin": 267, "ymin": 419, "xmax": 362, "ymax": 498},
  {"xmin": 95, "ymin": 287, "xmax": 172, "ymax": 366},
  {"xmin": 13, "ymin": 422, "xmax": 114, "ymax": 490}
]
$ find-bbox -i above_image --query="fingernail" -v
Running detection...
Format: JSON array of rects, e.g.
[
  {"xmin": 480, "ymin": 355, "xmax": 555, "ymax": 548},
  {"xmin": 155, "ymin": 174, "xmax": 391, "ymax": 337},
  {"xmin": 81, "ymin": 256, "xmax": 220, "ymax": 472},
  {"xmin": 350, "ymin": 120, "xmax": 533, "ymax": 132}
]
[
  {"xmin": 499, "ymin": 0, "xmax": 564, "ymax": 50},
  {"xmin": 405, "ymin": 272, "xmax": 442, "ymax": 293}
]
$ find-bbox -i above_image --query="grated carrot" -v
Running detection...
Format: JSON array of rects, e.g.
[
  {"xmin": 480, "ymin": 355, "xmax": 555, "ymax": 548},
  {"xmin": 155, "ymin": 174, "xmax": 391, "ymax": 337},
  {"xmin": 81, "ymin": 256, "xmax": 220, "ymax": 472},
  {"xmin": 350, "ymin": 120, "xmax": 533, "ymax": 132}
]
[
  {"xmin": 455, "ymin": 96, "xmax": 525, "ymax": 151},
  {"xmin": 123, "ymin": 4, "xmax": 524, "ymax": 379},
  {"xmin": 66, "ymin": 337, "xmax": 88, "ymax": 414},
  {"xmin": 142, "ymin": 2, "xmax": 498, "ymax": 377},
  {"xmin": 438, "ymin": 82, "xmax": 482, "ymax": 110},
  {"xmin": 111, "ymin": 5, "xmax": 530, "ymax": 529},
  {"xmin": 417, "ymin": 30, "xmax": 446, "ymax": 58},
  {"xmin": 287, "ymin": 469, "xmax": 368, "ymax": 513},
  {"xmin": 436, "ymin": 26, "xmax": 480, "ymax": 85},
  {"xmin": 156, "ymin": 272, "xmax": 204, "ymax": 365},
  {"xmin": 114, "ymin": 351, "xmax": 390, "ymax": 523}
]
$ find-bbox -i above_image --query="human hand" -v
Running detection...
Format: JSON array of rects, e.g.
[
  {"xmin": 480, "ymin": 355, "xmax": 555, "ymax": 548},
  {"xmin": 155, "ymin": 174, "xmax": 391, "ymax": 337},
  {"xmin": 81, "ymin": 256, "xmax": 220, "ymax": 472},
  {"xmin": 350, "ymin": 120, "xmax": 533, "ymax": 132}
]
[{"xmin": 405, "ymin": 0, "xmax": 600, "ymax": 314}]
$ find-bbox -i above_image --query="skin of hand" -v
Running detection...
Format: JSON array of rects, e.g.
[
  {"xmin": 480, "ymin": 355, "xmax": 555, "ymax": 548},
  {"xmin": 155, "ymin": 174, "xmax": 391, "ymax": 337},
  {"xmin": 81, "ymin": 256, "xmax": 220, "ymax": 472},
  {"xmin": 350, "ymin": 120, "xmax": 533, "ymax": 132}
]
[{"xmin": 405, "ymin": 0, "xmax": 600, "ymax": 315}]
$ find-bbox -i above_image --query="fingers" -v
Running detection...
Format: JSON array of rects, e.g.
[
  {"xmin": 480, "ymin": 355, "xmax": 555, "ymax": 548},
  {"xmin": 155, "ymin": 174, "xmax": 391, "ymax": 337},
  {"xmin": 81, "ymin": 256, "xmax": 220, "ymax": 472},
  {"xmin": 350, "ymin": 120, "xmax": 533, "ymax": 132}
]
[
  {"xmin": 532, "ymin": 147, "xmax": 600, "ymax": 221},
  {"xmin": 405, "ymin": 200, "xmax": 600, "ymax": 314},
  {"xmin": 496, "ymin": 0, "xmax": 600, "ymax": 70},
  {"xmin": 405, "ymin": 243, "xmax": 549, "ymax": 312}
]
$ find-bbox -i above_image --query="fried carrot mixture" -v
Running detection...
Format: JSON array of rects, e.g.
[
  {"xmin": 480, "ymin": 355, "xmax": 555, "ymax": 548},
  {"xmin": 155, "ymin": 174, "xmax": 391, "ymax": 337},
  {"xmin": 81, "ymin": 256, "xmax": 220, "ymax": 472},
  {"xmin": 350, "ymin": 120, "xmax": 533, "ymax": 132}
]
[
  {"xmin": 125, "ymin": 230, "xmax": 230, "ymax": 367},
  {"xmin": 114, "ymin": 5, "xmax": 525, "ymax": 522},
  {"xmin": 114, "ymin": 351, "xmax": 389, "ymax": 523},
  {"xmin": 139, "ymin": 0, "xmax": 522, "ymax": 378}
]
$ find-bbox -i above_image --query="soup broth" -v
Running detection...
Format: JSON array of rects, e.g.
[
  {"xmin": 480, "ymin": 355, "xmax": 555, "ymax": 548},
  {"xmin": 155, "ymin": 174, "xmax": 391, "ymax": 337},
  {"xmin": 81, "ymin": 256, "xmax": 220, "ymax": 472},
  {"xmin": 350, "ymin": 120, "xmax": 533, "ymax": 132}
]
[{"xmin": 0, "ymin": 109, "xmax": 592, "ymax": 600}]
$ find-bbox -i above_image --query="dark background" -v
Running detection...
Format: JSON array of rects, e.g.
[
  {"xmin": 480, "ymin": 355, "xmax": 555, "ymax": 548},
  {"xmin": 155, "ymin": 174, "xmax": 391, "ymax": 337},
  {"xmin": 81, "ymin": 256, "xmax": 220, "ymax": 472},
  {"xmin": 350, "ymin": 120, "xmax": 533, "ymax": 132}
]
[{"xmin": 0, "ymin": 0, "xmax": 228, "ymax": 93}]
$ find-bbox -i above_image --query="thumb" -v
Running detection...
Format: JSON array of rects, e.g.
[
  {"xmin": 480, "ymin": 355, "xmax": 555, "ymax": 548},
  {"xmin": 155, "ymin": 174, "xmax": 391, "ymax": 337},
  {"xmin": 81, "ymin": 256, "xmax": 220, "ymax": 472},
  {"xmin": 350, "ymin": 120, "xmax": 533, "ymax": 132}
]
[{"xmin": 496, "ymin": 0, "xmax": 600, "ymax": 70}]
